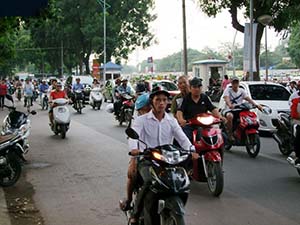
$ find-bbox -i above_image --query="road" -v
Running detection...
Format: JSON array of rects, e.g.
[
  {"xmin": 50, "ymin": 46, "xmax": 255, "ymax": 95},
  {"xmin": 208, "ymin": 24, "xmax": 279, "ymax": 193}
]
[{"xmin": 1, "ymin": 101, "xmax": 300, "ymax": 225}]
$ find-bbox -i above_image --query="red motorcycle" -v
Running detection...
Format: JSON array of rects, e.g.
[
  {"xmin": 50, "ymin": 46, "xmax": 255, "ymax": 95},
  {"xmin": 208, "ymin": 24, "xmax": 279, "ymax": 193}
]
[
  {"xmin": 224, "ymin": 103, "xmax": 263, "ymax": 158},
  {"xmin": 188, "ymin": 113, "xmax": 224, "ymax": 197}
]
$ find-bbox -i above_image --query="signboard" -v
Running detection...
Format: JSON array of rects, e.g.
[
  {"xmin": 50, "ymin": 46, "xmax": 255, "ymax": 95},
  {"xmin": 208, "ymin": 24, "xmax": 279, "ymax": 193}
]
[{"xmin": 92, "ymin": 59, "xmax": 100, "ymax": 80}]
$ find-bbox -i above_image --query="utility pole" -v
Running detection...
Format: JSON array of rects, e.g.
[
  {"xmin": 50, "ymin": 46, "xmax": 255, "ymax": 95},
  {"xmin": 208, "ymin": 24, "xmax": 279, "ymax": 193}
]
[
  {"xmin": 249, "ymin": 0, "xmax": 254, "ymax": 81},
  {"xmin": 61, "ymin": 40, "xmax": 64, "ymax": 77},
  {"xmin": 182, "ymin": 0, "xmax": 188, "ymax": 76}
]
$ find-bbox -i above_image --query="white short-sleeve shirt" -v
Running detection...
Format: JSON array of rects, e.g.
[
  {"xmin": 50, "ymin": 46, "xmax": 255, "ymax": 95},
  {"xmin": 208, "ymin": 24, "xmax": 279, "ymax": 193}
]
[{"xmin": 223, "ymin": 87, "xmax": 248, "ymax": 108}]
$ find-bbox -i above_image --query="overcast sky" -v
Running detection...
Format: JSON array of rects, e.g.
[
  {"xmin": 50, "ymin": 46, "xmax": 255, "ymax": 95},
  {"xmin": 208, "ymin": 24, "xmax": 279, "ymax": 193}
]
[{"xmin": 126, "ymin": 0, "xmax": 282, "ymax": 66}]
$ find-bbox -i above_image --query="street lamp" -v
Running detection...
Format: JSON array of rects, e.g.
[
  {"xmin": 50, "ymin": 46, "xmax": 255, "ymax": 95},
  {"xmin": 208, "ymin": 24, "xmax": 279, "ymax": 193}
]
[
  {"xmin": 96, "ymin": 0, "xmax": 110, "ymax": 82},
  {"xmin": 257, "ymin": 14, "xmax": 273, "ymax": 81}
]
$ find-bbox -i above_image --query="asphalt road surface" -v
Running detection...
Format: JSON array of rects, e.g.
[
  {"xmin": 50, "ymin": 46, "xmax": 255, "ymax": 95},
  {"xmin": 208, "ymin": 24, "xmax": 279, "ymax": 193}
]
[{"xmin": 1, "ymin": 100, "xmax": 300, "ymax": 225}]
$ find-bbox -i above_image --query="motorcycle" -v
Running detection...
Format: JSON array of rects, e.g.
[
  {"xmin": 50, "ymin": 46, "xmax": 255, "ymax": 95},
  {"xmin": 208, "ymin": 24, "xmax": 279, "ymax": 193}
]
[
  {"xmin": 272, "ymin": 112, "xmax": 294, "ymax": 156},
  {"xmin": 51, "ymin": 98, "xmax": 71, "ymax": 139},
  {"xmin": 0, "ymin": 133, "xmax": 25, "ymax": 187},
  {"xmin": 2, "ymin": 105, "xmax": 36, "ymax": 162},
  {"xmin": 206, "ymin": 86, "xmax": 222, "ymax": 102},
  {"xmin": 117, "ymin": 93, "xmax": 134, "ymax": 126},
  {"xmin": 41, "ymin": 92, "xmax": 49, "ymax": 110},
  {"xmin": 188, "ymin": 113, "xmax": 224, "ymax": 196},
  {"xmin": 124, "ymin": 127, "xmax": 191, "ymax": 225},
  {"xmin": 73, "ymin": 90, "xmax": 84, "ymax": 114},
  {"xmin": 223, "ymin": 103, "xmax": 270, "ymax": 158},
  {"xmin": 89, "ymin": 87, "xmax": 103, "ymax": 110}
]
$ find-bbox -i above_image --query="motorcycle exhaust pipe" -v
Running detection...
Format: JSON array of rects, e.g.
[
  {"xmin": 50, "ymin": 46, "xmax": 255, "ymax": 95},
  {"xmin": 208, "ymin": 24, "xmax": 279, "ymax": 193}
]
[{"xmin": 272, "ymin": 133, "xmax": 282, "ymax": 146}]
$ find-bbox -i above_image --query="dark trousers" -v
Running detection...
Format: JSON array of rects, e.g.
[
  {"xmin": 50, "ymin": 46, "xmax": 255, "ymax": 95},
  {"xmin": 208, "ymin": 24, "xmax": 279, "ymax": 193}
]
[
  {"xmin": 294, "ymin": 124, "xmax": 300, "ymax": 158},
  {"xmin": 24, "ymin": 96, "xmax": 32, "ymax": 106},
  {"xmin": 0, "ymin": 95, "xmax": 5, "ymax": 108},
  {"xmin": 113, "ymin": 100, "xmax": 122, "ymax": 116}
]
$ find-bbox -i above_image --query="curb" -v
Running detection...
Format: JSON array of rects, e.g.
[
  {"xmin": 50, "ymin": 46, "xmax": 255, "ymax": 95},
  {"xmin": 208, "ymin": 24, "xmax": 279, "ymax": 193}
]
[{"xmin": 0, "ymin": 188, "xmax": 11, "ymax": 225}]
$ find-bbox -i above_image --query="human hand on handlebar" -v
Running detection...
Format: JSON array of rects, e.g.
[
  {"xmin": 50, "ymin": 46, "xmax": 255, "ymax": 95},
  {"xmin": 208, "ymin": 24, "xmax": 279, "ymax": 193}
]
[{"xmin": 192, "ymin": 152, "xmax": 199, "ymax": 160}]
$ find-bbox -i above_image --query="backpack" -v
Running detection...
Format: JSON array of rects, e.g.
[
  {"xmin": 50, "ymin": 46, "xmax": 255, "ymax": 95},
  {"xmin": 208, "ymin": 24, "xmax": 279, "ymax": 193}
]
[{"xmin": 291, "ymin": 96, "xmax": 300, "ymax": 119}]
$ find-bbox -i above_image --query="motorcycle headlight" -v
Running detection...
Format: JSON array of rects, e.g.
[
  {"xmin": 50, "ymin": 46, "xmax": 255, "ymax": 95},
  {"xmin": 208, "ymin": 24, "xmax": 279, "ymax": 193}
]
[
  {"xmin": 153, "ymin": 150, "xmax": 188, "ymax": 165},
  {"xmin": 197, "ymin": 115, "xmax": 214, "ymax": 125}
]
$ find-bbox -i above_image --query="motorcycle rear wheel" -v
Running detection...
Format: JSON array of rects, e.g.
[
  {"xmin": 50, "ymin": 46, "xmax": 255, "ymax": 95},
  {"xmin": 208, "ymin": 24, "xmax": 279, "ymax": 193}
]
[
  {"xmin": 278, "ymin": 141, "xmax": 293, "ymax": 156},
  {"xmin": 207, "ymin": 161, "xmax": 224, "ymax": 197},
  {"xmin": 245, "ymin": 133, "xmax": 260, "ymax": 158},
  {"xmin": 0, "ymin": 153, "xmax": 22, "ymax": 187}
]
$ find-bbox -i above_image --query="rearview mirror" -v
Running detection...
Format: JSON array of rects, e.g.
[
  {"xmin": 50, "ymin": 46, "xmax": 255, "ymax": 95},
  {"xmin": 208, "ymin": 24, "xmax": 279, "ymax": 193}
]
[{"xmin": 125, "ymin": 128, "xmax": 139, "ymax": 140}]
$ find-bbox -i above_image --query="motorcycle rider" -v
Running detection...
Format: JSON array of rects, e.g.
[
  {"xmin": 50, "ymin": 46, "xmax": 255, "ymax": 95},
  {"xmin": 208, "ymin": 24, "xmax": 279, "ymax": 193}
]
[
  {"xmin": 91, "ymin": 79, "xmax": 100, "ymax": 89},
  {"xmin": 171, "ymin": 75, "xmax": 190, "ymax": 119},
  {"xmin": 114, "ymin": 78, "xmax": 132, "ymax": 118},
  {"xmin": 176, "ymin": 77, "xmax": 223, "ymax": 142},
  {"xmin": 289, "ymin": 88, "xmax": 300, "ymax": 166},
  {"xmin": 72, "ymin": 78, "xmax": 85, "ymax": 106},
  {"xmin": 49, "ymin": 82, "xmax": 69, "ymax": 128},
  {"xmin": 222, "ymin": 77, "xmax": 263, "ymax": 141},
  {"xmin": 120, "ymin": 87, "xmax": 197, "ymax": 225},
  {"xmin": 23, "ymin": 78, "xmax": 34, "ymax": 107},
  {"xmin": 39, "ymin": 80, "xmax": 49, "ymax": 102}
]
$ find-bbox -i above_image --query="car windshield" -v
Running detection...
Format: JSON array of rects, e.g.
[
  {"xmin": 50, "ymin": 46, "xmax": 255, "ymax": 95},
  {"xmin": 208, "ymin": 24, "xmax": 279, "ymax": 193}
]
[
  {"xmin": 153, "ymin": 81, "xmax": 178, "ymax": 91},
  {"xmin": 249, "ymin": 84, "xmax": 290, "ymax": 101}
]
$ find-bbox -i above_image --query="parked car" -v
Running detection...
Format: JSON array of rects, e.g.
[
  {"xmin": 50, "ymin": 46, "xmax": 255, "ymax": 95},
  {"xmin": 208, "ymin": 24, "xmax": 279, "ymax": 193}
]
[
  {"xmin": 144, "ymin": 80, "xmax": 180, "ymax": 110},
  {"xmin": 218, "ymin": 81, "xmax": 291, "ymax": 132},
  {"xmin": 66, "ymin": 75, "xmax": 94, "ymax": 101},
  {"xmin": 102, "ymin": 79, "xmax": 135, "ymax": 102}
]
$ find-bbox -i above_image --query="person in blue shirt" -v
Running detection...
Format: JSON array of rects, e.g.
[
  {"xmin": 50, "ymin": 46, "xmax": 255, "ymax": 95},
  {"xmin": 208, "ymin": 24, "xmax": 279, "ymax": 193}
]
[
  {"xmin": 117, "ymin": 78, "xmax": 132, "ymax": 95},
  {"xmin": 72, "ymin": 78, "xmax": 85, "ymax": 104},
  {"xmin": 39, "ymin": 80, "xmax": 49, "ymax": 102}
]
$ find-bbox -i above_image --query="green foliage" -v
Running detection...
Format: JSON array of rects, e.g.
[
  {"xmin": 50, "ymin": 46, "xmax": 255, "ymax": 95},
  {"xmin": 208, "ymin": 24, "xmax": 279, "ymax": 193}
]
[{"xmin": 288, "ymin": 23, "xmax": 300, "ymax": 68}]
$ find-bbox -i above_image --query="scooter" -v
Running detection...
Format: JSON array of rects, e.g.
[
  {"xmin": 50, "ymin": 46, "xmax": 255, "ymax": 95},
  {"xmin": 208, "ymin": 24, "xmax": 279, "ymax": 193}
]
[
  {"xmin": 272, "ymin": 112, "xmax": 294, "ymax": 156},
  {"xmin": 41, "ymin": 92, "xmax": 49, "ymax": 110},
  {"xmin": 223, "ymin": 103, "xmax": 271, "ymax": 158},
  {"xmin": 117, "ymin": 93, "xmax": 134, "ymax": 126},
  {"xmin": 51, "ymin": 98, "xmax": 71, "ymax": 139},
  {"xmin": 123, "ymin": 128, "xmax": 191, "ymax": 225},
  {"xmin": 2, "ymin": 105, "xmax": 36, "ymax": 161},
  {"xmin": 89, "ymin": 87, "xmax": 103, "ymax": 110},
  {"xmin": 73, "ymin": 90, "xmax": 84, "ymax": 114},
  {"xmin": 0, "ymin": 133, "xmax": 26, "ymax": 187},
  {"xmin": 188, "ymin": 113, "xmax": 224, "ymax": 196}
]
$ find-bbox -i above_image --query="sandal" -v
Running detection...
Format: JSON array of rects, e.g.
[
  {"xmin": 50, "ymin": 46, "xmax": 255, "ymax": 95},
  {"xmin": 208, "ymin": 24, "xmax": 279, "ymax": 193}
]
[{"xmin": 119, "ymin": 199, "xmax": 132, "ymax": 211}]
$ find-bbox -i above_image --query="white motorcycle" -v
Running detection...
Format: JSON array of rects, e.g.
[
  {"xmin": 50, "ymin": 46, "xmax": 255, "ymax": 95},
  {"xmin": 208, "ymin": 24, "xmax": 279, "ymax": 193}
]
[
  {"xmin": 51, "ymin": 98, "xmax": 71, "ymax": 139},
  {"xmin": 89, "ymin": 87, "xmax": 103, "ymax": 110}
]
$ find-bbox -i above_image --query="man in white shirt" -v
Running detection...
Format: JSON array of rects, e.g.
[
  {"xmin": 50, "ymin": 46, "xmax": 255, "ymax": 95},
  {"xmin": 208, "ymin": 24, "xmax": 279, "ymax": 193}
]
[
  {"xmin": 121, "ymin": 87, "xmax": 196, "ymax": 224},
  {"xmin": 223, "ymin": 77, "xmax": 263, "ymax": 141}
]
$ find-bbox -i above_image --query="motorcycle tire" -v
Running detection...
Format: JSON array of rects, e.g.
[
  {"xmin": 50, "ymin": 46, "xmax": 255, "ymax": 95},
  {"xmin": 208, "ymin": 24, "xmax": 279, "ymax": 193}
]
[
  {"xmin": 207, "ymin": 161, "xmax": 224, "ymax": 197},
  {"xmin": 60, "ymin": 125, "xmax": 66, "ymax": 139},
  {"xmin": 0, "ymin": 153, "xmax": 22, "ymax": 187},
  {"xmin": 164, "ymin": 211, "xmax": 185, "ymax": 225},
  {"xmin": 278, "ymin": 142, "xmax": 293, "ymax": 156},
  {"xmin": 246, "ymin": 133, "xmax": 260, "ymax": 158},
  {"xmin": 224, "ymin": 144, "xmax": 232, "ymax": 151},
  {"xmin": 98, "ymin": 101, "xmax": 102, "ymax": 110}
]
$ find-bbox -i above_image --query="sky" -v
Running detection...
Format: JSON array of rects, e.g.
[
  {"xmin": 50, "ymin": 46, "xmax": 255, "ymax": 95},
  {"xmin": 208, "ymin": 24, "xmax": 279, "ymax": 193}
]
[{"xmin": 126, "ymin": 0, "xmax": 282, "ymax": 66}]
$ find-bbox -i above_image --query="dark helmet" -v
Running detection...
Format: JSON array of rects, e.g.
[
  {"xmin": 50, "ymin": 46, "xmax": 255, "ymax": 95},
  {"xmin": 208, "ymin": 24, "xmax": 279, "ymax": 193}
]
[
  {"xmin": 135, "ymin": 82, "xmax": 146, "ymax": 93},
  {"xmin": 189, "ymin": 77, "xmax": 202, "ymax": 87},
  {"xmin": 149, "ymin": 86, "xmax": 170, "ymax": 99}
]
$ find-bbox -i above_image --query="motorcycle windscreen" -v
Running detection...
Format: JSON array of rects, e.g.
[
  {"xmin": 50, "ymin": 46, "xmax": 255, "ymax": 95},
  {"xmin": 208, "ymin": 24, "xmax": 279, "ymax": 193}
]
[{"xmin": 53, "ymin": 107, "xmax": 71, "ymax": 124}]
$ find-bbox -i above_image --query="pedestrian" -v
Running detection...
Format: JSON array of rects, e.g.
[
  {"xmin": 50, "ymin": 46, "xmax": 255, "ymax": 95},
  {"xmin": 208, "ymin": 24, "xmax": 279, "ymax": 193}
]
[
  {"xmin": 0, "ymin": 79, "xmax": 8, "ymax": 109},
  {"xmin": 171, "ymin": 75, "xmax": 190, "ymax": 118},
  {"xmin": 287, "ymin": 81, "xmax": 297, "ymax": 94},
  {"xmin": 221, "ymin": 75, "xmax": 231, "ymax": 91}
]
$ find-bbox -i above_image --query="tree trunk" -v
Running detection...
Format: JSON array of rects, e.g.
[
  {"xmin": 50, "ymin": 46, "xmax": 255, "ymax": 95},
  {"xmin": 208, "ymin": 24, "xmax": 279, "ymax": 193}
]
[
  {"xmin": 83, "ymin": 55, "xmax": 90, "ymax": 75},
  {"xmin": 254, "ymin": 24, "xmax": 264, "ymax": 81}
]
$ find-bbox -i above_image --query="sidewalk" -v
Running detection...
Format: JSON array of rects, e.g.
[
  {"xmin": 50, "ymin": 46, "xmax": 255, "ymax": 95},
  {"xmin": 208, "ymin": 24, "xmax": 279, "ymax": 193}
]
[{"xmin": 0, "ymin": 188, "xmax": 11, "ymax": 225}]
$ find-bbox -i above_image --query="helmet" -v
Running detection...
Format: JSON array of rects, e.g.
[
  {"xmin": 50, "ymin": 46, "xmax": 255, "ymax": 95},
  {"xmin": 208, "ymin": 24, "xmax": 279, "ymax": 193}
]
[
  {"xmin": 135, "ymin": 93, "xmax": 150, "ymax": 110},
  {"xmin": 105, "ymin": 103, "xmax": 114, "ymax": 113},
  {"xmin": 135, "ymin": 82, "xmax": 146, "ymax": 93},
  {"xmin": 189, "ymin": 77, "xmax": 202, "ymax": 87},
  {"xmin": 149, "ymin": 86, "xmax": 170, "ymax": 99},
  {"xmin": 231, "ymin": 76, "xmax": 239, "ymax": 83}
]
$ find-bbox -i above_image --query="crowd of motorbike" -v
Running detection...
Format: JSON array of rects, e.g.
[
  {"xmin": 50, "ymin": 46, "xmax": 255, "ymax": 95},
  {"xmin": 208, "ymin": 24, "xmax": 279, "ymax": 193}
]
[{"xmin": 0, "ymin": 77, "xmax": 299, "ymax": 225}]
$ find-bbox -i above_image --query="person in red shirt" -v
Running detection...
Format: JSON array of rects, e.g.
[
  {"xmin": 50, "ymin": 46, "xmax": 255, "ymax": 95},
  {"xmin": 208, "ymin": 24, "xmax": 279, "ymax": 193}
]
[
  {"xmin": 49, "ymin": 82, "xmax": 69, "ymax": 127},
  {"xmin": 0, "ymin": 79, "xmax": 8, "ymax": 109},
  {"xmin": 221, "ymin": 75, "xmax": 231, "ymax": 91}
]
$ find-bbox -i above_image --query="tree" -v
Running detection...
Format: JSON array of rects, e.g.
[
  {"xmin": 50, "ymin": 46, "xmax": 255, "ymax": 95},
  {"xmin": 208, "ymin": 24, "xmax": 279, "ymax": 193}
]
[
  {"xmin": 197, "ymin": 0, "xmax": 300, "ymax": 80},
  {"xmin": 288, "ymin": 23, "xmax": 300, "ymax": 68},
  {"xmin": 26, "ymin": 0, "xmax": 155, "ymax": 75}
]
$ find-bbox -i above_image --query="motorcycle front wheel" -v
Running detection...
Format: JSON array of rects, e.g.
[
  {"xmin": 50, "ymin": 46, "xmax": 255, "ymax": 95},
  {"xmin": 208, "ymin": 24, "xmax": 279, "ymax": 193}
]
[
  {"xmin": 245, "ymin": 133, "xmax": 260, "ymax": 158},
  {"xmin": 60, "ymin": 125, "xmax": 66, "ymax": 139},
  {"xmin": 164, "ymin": 212, "xmax": 185, "ymax": 225},
  {"xmin": 0, "ymin": 153, "xmax": 22, "ymax": 187},
  {"xmin": 278, "ymin": 141, "xmax": 293, "ymax": 156},
  {"xmin": 207, "ymin": 161, "xmax": 224, "ymax": 197}
]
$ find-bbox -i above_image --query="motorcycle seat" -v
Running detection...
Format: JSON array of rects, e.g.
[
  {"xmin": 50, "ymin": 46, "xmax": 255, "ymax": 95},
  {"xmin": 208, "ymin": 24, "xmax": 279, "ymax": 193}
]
[{"xmin": 0, "ymin": 134, "xmax": 18, "ymax": 144}]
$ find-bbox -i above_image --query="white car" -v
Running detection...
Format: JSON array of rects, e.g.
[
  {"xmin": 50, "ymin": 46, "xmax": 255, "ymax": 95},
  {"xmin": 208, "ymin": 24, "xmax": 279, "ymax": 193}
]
[{"xmin": 219, "ymin": 81, "xmax": 291, "ymax": 132}]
